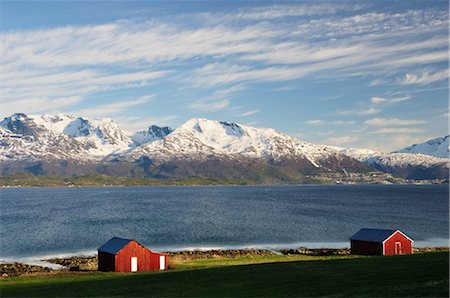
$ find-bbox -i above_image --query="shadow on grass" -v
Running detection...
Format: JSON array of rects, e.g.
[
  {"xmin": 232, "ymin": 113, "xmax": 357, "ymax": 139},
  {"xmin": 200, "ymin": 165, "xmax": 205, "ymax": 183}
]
[{"xmin": 1, "ymin": 252, "xmax": 448, "ymax": 297}]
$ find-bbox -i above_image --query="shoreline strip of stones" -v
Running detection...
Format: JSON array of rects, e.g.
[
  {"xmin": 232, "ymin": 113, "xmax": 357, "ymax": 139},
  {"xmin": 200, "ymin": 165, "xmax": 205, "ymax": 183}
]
[{"xmin": 1, "ymin": 247, "xmax": 448, "ymax": 278}]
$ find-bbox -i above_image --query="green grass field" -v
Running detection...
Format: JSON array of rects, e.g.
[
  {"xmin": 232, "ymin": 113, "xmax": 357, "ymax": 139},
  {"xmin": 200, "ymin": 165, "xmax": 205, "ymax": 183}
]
[{"xmin": 1, "ymin": 252, "xmax": 448, "ymax": 297}]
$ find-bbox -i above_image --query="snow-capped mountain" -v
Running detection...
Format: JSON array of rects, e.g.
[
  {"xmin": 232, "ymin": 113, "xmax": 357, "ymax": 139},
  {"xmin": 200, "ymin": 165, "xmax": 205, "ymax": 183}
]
[
  {"xmin": 120, "ymin": 118, "xmax": 370, "ymax": 180},
  {"xmin": 338, "ymin": 147, "xmax": 449, "ymax": 180},
  {"xmin": 0, "ymin": 113, "xmax": 132, "ymax": 161},
  {"xmin": 125, "ymin": 118, "xmax": 343, "ymax": 164},
  {"xmin": 0, "ymin": 113, "xmax": 448, "ymax": 181},
  {"xmin": 394, "ymin": 135, "xmax": 449, "ymax": 158},
  {"xmin": 131, "ymin": 125, "xmax": 173, "ymax": 146}
]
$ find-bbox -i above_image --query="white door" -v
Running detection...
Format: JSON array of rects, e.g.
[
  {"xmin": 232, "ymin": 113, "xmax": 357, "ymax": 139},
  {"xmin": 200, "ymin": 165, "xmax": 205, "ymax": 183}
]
[
  {"xmin": 159, "ymin": 255, "xmax": 165, "ymax": 270},
  {"xmin": 131, "ymin": 257, "xmax": 138, "ymax": 272}
]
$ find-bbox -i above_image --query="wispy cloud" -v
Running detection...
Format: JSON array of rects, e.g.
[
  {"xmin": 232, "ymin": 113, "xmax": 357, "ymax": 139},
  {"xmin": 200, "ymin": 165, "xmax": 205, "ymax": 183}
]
[
  {"xmin": 72, "ymin": 95, "xmax": 154, "ymax": 118},
  {"xmin": 114, "ymin": 114, "xmax": 178, "ymax": 132},
  {"xmin": 369, "ymin": 95, "xmax": 411, "ymax": 106},
  {"xmin": 238, "ymin": 110, "xmax": 260, "ymax": 117},
  {"xmin": 187, "ymin": 99, "xmax": 230, "ymax": 112},
  {"xmin": 370, "ymin": 97, "xmax": 387, "ymax": 104},
  {"xmin": 306, "ymin": 120, "xmax": 355, "ymax": 125},
  {"xmin": 371, "ymin": 128, "xmax": 425, "ymax": 134},
  {"xmin": 232, "ymin": 3, "xmax": 364, "ymax": 20},
  {"xmin": 357, "ymin": 108, "xmax": 381, "ymax": 115},
  {"xmin": 243, "ymin": 121, "xmax": 259, "ymax": 126},
  {"xmin": 365, "ymin": 118, "xmax": 427, "ymax": 126},
  {"xmin": 1, "ymin": 2, "xmax": 447, "ymax": 151},
  {"xmin": 439, "ymin": 108, "xmax": 450, "ymax": 118},
  {"xmin": 363, "ymin": 134, "xmax": 430, "ymax": 152},
  {"xmin": 334, "ymin": 108, "xmax": 381, "ymax": 116},
  {"xmin": 1, "ymin": 96, "xmax": 84, "ymax": 117},
  {"xmin": 398, "ymin": 69, "xmax": 448, "ymax": 85},
  {"xmin": 2, "ymin": 4, "xmax": 445, "ymax": 115},
  {"xmin": 326, "ymin": 135, "xmax": 358, "ymax": 145}
]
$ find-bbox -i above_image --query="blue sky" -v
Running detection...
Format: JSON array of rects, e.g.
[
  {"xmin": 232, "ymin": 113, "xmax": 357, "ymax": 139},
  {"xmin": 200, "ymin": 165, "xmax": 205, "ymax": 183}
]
[{"xmin": 1, "ymin": 1, "xmax": 448, "ymax": 151}]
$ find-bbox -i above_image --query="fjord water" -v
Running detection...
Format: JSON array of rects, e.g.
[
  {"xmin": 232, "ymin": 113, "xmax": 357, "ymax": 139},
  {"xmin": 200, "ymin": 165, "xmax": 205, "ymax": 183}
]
[{"xmin": 0, "ymin": 185, "xmax": 448, "ymax": 261}]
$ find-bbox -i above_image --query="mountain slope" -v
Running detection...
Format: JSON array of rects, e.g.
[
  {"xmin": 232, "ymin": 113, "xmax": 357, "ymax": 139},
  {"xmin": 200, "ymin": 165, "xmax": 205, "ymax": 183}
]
[
  {"xmin": 0, "ymin": 113, "xmax": 132, "ymax": 162},
  {"xmin": 0, "ymin": 114, "xmax": 370, "ymax": 180},
  {"xmin": 122, "ymin": 118, "xmax": 373, "ymax": 180},
  {"xmin": 339, "ymin": 148, "xmax": 449, "ymax": 180},
  {"xmin": 394, "ymin": 135, "xmax": 449, "ymax": 158},
  {"xmin": 131, "ymin": 125, "xmax": 173, "ymax": 146},
  {"xmin": 0, "ymin": 113, "xmax": 447, "ymax": 181}
]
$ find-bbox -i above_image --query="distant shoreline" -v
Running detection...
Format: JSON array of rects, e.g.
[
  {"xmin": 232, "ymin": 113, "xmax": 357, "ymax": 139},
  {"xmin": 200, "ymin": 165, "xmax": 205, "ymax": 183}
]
[
  {"xmin": 1, "ymin": 180, "xmax": 446, "ymax": 189},
  {"xmin": 0, "ymin": 173, "xmax": 447, "ymax": 188}
]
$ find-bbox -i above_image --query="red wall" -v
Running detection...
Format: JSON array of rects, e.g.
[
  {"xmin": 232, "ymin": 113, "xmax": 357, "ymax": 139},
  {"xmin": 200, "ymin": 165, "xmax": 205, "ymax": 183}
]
[
  {"xmin": 383, "ymin": 231, "xmax": 412, "ymax": 255},
  {"xmin": 351, "ymin": 240, "xmax": 383, "ymax": 255},
  {"xmin": 115, "ymin": 241, "xmax": 168, "ymax": 272}
]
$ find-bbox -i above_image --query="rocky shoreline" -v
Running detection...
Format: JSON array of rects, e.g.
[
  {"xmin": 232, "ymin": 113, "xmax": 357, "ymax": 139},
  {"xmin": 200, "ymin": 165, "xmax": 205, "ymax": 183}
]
[{"xmin": 1, "ymin": 247, "xmax": 448, "ymax": 278}]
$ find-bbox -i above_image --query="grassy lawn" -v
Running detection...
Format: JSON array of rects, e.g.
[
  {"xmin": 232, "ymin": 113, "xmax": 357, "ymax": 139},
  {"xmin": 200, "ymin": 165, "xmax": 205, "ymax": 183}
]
[{"xmin": 1, "ymin": 252, "xmax": 448, "ymax": 297}]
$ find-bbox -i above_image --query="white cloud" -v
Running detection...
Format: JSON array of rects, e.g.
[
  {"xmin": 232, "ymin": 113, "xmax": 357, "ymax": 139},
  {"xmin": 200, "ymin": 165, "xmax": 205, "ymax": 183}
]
[
  {"xmin": 370, "ymin": 97, "xmax": 387, "ymax": 104},
  {"xmin": 71, "ymin": 95, "xmax": 154, "ymax": 118},
  {"xmin": 293, "ymin": 9, "xmax": 448, "ymax": 40},
  {"xmin": 187, "ymin": 99, "xmax": 230, "ymax": 112},
  {"xmin": 362, "ymin": 134, "xmax": 430, "ymax": 152},
  {"xmin": 1, "ymin": 4, "xmax": 448, "ymax": 122},
  {"xmin": 306, "ymin": 120, "xmax": 355, "ymax": 125},
  {"xmin": 358, "ymin": 108, "xmax": 382, "ymax": 115},
  {"xmin": 334, "ymin": 108, "xmax": 381, "ymax": 116},
  {"xmin": 399, "ymin": 69, "xmax": 448, "ymax": 85},
  {"xmin": 370, "ymin": 128, "xmax": 425, "ymax": 134},
  {"xmin": 211, "ymin": 84, "xmax": 246, "ymax": 99},
  {"xmin": 369, "ymin": 79, "xmax": 385, "ymax": 86},
  {"xmin": 115, "ymin": 115, "xmax": 178, "ymax": 132},
  {"xmin": 306, "ymin": 120, "xmax": 324, "ymax": 125},
  {"xmin": 439, "ymin": 108, "xmax": 450, "ymax": 118},
  {"xmin": 2, "ymin": 6, "xmax": 446, "ymax": 94},
  {"xmin": 365, "ymin": 118, "xmax": 426, "ymax": 126},
  {"xmin": 243, "ymin": 121, "xmax": 259, "ymax": 126},
  {"xmin": 233, "ymin": 3, "xmax": 362, "ymax": 20},
  {"xmin": 369, "ymin": 95, "xmax": 410, "ymax": 106},
  {"xmin": 326, "ymin": 135, "xmax": 358, "ymax": 145},
  {"xmin": 237, "ymin": 110, "xmax": 260, "ymax": 117},
  {"xmin": 1, "ymin": 96, "xmax": 84, "ymax": 116}
]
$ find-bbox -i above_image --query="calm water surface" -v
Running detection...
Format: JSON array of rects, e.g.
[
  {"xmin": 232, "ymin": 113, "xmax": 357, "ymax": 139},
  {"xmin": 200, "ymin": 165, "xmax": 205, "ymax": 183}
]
[{"xmin": 0, "ymin": 185, "xmax": 448, "ymax": 261}]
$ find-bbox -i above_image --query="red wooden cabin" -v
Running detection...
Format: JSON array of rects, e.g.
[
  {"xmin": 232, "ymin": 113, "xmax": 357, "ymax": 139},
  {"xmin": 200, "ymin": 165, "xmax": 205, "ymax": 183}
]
[
  {"xmin": 350, "ymin": 228, "xmax": 413, "ymax": 255},
  {"xmin": 98, "ymin": 237, "xmax": 168, "ymax": 272}
]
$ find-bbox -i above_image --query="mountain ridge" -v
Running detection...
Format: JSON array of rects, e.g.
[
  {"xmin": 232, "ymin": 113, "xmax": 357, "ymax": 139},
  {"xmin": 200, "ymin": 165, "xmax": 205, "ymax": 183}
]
[
  {"xmin": 393, "ymin": 135, "xmax": 449, "ymax": 158},
  {"xmin": 0, "ymin": 113, "xmax": 448, "ymax": 181}
]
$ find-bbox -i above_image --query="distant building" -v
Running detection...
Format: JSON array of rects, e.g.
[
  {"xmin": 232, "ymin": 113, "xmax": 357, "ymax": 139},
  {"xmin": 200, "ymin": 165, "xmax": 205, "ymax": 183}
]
[
  {"xmin": 98, "ymin": 237, "xmax": 168, "ymax": 272},
  {"xmin": 350, "ymin": 229, "xmax": 413, "ymax": 255}
]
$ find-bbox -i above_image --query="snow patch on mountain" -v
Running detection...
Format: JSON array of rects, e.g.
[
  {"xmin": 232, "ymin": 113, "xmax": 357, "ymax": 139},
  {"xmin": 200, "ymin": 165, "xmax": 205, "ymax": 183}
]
[
  {"xmin": 394, "ymin": 135, "xmax": 449, "ymax": 158},
  {"xmin": 132, "ymin": 125, "xmax": 173, "ymax": 145},
  {"xmin": 339, "ymin": 147, "xmax": 449, "ymax": 168}
]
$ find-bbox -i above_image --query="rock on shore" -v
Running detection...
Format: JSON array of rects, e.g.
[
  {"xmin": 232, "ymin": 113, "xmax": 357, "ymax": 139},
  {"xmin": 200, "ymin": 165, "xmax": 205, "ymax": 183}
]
[
  {"xmin": 0, "ymin": 263, "xmax": 52, "ymax": 277},
  {"xmin": 165, "ymin": 249, "xmax": 276, "ymax": 261},
  {"xmin": 1, "ymin": 247, "xmax": 448, "ymax": 277},
  {"xmin": 44, "ymin": 256, "xmax": 98, "ymax": 271},
  {"xmin": 279, "ymin": 248, "xmax": 350, "ymax": 256}
]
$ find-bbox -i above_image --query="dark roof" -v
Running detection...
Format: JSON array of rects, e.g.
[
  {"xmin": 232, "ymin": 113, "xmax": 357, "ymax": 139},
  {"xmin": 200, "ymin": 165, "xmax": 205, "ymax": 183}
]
[
  {"xmin": 98, "ymin": 237, "xmax": 133, "ymax": 254},
  {"xmin": 350, "ymin": 228, "xmax": 397, "ymax": 243}
]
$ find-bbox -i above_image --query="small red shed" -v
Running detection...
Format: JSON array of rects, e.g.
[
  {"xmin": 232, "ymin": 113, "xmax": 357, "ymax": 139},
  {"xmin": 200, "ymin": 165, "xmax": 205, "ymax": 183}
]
[
  {"xmin": 350, "ymin": 228, "xmax": 413, "ymax": 255},
  {"xmin": 98, "ymin": 237, "xmax": 168, "ymax": 272}
]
